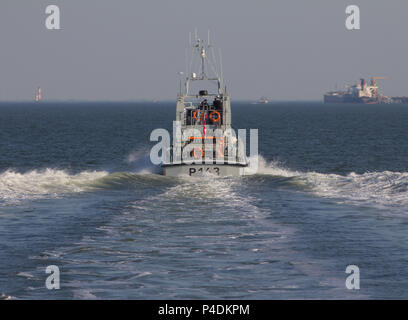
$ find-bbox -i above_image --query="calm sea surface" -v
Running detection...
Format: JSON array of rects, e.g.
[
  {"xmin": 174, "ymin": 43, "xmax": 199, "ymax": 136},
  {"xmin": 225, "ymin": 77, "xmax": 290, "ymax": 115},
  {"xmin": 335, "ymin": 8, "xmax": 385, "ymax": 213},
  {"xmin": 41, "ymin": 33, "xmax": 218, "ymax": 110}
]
[{"xmin": 1, "ymin": 101, "xmax": 408, "ymax": 299}]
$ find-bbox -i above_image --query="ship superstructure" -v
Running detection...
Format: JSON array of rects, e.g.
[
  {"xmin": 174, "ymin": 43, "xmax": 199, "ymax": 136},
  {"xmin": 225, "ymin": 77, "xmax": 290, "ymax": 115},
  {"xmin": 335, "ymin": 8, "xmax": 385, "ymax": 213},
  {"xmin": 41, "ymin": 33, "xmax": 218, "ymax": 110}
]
[{"xmin": 324, "ymin": 77, "xmax": 391, "ymax": 104}]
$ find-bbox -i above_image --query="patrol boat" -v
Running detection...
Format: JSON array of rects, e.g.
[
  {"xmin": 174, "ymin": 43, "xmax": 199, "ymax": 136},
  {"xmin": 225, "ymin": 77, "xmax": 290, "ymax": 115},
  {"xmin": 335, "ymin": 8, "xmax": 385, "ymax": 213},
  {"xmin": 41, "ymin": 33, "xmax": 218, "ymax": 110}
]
[{"xmin": 162, "ymin": 33, "xmax": 249, "ymax": 176}]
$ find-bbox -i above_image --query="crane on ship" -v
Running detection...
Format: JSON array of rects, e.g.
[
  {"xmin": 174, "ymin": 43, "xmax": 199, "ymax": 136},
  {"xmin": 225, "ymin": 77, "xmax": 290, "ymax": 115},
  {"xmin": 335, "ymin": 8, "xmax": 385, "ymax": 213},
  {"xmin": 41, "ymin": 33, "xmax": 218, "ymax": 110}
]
[{"xmin": 370, "ymin": 76, "xmax": 386, "ymax": 96}]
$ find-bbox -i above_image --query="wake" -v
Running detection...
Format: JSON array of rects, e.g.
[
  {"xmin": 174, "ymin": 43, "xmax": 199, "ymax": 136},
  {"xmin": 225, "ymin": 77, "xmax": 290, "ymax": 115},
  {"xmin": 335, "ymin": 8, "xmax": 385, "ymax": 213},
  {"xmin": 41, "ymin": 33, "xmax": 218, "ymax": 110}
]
[
  {"xmin": 255, "ymin": 155, "xmax": 408, "ymax": 211},
  {"xmin": 0, "ymin": 169, "xmax": 109, "ymax": 203},
  {"xmin": 1, "ymin": 152, "xmax": 407, "ymax": 212}
]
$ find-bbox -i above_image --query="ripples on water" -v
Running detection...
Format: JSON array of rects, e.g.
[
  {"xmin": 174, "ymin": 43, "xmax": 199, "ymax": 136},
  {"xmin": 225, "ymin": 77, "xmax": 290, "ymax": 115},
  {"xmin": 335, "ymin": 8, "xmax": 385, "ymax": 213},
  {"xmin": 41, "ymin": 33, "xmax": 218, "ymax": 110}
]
[{"xmin": 1, "ymin": 102, "xmax": 408, "ymax": 299}]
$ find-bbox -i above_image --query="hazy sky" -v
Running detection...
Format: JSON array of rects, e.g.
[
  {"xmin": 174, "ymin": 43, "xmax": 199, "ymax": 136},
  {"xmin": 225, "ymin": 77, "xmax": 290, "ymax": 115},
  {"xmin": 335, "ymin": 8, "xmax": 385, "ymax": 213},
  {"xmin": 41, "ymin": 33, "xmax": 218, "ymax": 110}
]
[{"xmin": 0, "ymin": 0, "xmax": 407, "ymax": 101}]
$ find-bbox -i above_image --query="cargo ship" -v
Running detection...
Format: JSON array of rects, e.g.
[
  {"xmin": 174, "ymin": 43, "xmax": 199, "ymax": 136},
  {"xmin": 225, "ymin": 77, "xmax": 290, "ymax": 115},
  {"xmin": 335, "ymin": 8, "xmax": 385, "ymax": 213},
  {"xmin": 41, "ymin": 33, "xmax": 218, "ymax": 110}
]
[{"xmin": 324, "ymin": 77, "xmax": 408, "ymax": 104}]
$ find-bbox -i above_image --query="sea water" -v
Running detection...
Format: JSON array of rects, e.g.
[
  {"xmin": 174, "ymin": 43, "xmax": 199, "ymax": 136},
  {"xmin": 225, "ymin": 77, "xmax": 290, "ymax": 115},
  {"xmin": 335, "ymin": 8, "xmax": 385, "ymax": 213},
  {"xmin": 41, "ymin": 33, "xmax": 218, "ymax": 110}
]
[{"xmin": 1, "ymin": 101, "xmax": 408, "ymax": 299}]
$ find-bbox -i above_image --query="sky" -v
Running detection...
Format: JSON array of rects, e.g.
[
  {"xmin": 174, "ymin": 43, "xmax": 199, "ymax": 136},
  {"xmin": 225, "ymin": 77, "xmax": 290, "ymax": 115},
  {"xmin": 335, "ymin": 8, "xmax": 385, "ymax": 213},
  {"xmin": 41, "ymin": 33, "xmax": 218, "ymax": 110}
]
[{"xmin": 0, "ymin": 0, "xmax": 407, "ymax": 101}]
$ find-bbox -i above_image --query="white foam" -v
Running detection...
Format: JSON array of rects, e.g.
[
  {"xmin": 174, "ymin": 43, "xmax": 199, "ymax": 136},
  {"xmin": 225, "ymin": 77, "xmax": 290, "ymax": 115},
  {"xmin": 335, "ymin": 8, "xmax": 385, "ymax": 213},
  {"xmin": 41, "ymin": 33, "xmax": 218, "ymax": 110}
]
[
  {"xmin": 303, "ymin": 170, "xmax": 408, "ymax": 209},
  {"xmin": 255, "ymin": 156, "xmax": 408, "ymax": 212},
  {"xmin": 17, "ymin": 272, "xmax": 36, "ymax": 279},
  {"xmin": 125, "ymin": 149, "xmax": 161, "ymax": 174},
  {"xmin": 73, "ymin": 289, "xmax": 97, "ymax": 300},
  {"xmin": 0, "ymin": 293, "xmax": 13, "ymax": 300},
  {"xmin": 0, "ymin": 169, "xmax": 109, "ymax": 204},
  {"xmin": 245, "ymin": 155, "xmax": 301, "ymax": 177}
]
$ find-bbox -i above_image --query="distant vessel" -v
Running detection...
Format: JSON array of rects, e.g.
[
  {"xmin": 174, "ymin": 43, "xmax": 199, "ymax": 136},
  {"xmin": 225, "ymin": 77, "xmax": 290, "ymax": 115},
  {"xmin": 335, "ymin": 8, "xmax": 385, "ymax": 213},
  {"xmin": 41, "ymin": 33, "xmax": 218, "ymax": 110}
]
[
  {"xmin": 161, "ymin": 33, "xmax": 249, "ymax": 176},
  {"xmin": 257, "ymin": 97, "xmax": 269, "ymax": 104},
  {"xmin": 35, "ymin": 86, "xmax": 42, "ymax": 102},
  {"xmin": 324, "ymin": 77, "xmax": 408, "ymax": 104}
]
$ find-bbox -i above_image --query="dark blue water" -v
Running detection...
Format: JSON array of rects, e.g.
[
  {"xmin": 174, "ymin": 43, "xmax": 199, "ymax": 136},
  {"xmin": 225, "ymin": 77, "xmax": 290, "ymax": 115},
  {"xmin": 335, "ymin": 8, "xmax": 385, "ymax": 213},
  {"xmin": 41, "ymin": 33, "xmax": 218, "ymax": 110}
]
[{"xmin": 1, "ymin": 102, "xmax": 408, "ymax": 299}]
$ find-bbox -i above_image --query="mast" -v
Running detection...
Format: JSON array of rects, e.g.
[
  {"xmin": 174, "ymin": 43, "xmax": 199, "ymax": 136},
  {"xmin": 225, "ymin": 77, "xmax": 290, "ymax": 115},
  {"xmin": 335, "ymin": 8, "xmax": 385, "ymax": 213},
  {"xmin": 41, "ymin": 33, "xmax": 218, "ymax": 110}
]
[
  {"xmin": 183, "ymin": 31, "xmax": 224, "ymax": 97},
  {"xmin": 200, "ymin": 43, "xmax": 206, "ymax": 79}
]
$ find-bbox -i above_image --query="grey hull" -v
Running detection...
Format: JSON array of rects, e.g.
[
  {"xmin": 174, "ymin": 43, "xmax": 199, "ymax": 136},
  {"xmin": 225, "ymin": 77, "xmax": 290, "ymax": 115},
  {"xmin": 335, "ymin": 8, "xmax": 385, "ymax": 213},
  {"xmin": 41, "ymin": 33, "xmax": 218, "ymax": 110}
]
[{"xmin": 162, "ymin": 163, "xmax": 247, "ymax": 177}]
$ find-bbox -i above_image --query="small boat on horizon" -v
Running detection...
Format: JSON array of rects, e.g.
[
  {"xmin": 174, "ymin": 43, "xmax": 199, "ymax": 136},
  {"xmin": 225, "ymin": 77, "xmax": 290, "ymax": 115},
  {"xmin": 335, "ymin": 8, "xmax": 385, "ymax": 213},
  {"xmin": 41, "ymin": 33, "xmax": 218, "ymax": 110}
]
[
  {"xmin": 251, "ymin": 97, "xmax": 269, "ymax": 105},
  {"xmin": 258, "ymin": 97, "xmax": 269, "ymax": 104}
]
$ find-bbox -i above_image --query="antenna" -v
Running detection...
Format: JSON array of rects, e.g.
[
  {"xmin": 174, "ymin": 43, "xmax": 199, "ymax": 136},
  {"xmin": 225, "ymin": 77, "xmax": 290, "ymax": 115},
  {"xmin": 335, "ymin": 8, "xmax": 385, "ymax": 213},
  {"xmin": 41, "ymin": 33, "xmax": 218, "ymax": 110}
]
[
  {"xmin": 219, "ymin": 48, "xmax": 224, "ymax": 90},
  {"xmin": 200, "ymin": 38, "xmax": 206, "ymax": 78},
  {"xmin": 208, "ymin": 29, "xmax": 210, "ymax": 46},
  {"xmin": 185, "ymin": 47, "xmax": 188, "ymax": 76},
  {"xmin": 178, "ymin": 72, "xmax": 184, "ymax": 95}
]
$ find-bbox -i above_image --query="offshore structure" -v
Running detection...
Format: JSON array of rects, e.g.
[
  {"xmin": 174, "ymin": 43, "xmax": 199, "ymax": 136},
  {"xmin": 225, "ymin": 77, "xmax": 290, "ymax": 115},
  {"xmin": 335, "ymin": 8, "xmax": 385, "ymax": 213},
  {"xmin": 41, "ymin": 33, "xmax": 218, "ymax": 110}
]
[
  {"xmin": 35, "ymin": 86, "xmax": 42, "ymax": 102},
  {"xmin": 324, "ymin": 77, "xmax": 408, "ymax": 104}
]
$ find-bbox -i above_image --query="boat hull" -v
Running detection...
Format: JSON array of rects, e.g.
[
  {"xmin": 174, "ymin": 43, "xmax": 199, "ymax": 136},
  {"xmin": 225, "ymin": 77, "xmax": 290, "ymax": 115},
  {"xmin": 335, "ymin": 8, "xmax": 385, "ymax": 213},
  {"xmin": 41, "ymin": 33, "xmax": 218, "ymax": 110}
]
[{"xmin": 162, "ymin": 163, "xmax": 247, "ymax": 177}]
